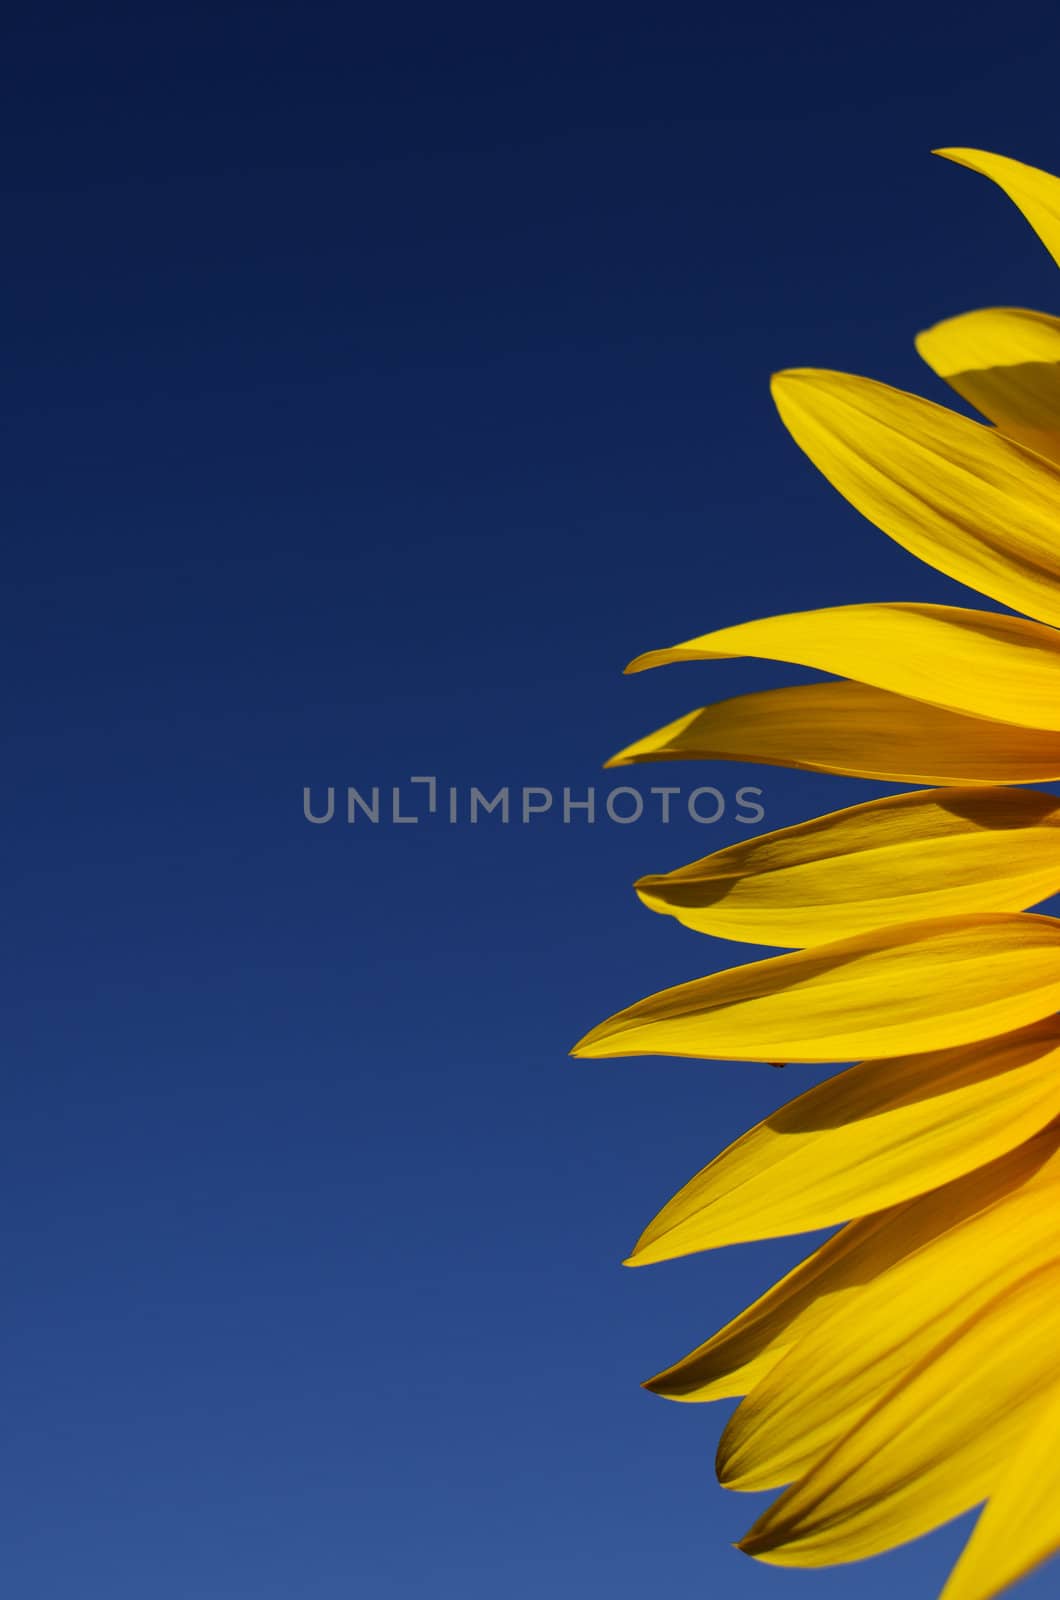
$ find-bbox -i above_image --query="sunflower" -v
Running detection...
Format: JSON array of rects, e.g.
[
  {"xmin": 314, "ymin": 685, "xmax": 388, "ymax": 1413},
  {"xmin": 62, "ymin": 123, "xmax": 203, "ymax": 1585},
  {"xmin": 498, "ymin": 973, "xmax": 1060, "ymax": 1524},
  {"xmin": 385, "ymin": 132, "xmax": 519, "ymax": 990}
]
[{"xmin": 572, "ymin": 149, "xmax": 1060, "ymax": 1600}]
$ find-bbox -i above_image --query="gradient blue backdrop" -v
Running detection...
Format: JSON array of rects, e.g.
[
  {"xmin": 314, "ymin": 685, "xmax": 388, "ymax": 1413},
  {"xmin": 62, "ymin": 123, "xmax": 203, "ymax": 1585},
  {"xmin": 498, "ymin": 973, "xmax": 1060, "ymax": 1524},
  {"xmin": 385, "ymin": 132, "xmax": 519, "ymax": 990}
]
[{"xmin": 7, "ymin": 4, "xmax": 1060, "ymax": 1596}]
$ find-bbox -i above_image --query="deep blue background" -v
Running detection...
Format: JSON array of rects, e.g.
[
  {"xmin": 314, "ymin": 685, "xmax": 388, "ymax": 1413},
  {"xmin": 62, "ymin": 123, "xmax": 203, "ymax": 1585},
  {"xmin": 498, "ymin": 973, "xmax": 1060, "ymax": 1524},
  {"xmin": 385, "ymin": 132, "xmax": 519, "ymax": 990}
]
[{"xmin": 7, "ymin": 4, "xmax": 1060, "ymax": 1595}]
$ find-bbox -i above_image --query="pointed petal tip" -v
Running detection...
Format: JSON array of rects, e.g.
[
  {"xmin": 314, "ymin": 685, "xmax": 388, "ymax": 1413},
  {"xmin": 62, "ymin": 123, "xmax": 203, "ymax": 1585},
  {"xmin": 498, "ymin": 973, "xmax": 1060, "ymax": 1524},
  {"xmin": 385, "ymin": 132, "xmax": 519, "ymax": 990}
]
[
  {"xmin": 626, "ymin": 644, "xmax": 710, "ymax": 674},
  {"xmin": 632, "ymin": 878, "xmax": 670, "ymax": 914},
  {"xmin": 931, "ymin": 146, "xmax": 1045, "ymax": 180},
  {"xmin": 624, "ymin": 1218, "xmax": 683, "ymax": 1266},
  {"xmin": 569, "ymin": 1022, "xmax": 609, "ymax": 1058},
  {"xmin": 623, "ymin": 1240, "xmax": 650, "ymax": 1267},
  {"xmin": 734, "ymin": 1519, "xmax": 786, "ymax": 1561},
  {"xmin": 640, "ymin": 1367, "xmax": 686, "ymax": 1396},
  {"xmin": 735, "ymin": 1534, "xmax": 769, "ymax": 1560},
  {"xmin": 931, "ymin": 145, "xmax": 1020, "ymax": 162}
]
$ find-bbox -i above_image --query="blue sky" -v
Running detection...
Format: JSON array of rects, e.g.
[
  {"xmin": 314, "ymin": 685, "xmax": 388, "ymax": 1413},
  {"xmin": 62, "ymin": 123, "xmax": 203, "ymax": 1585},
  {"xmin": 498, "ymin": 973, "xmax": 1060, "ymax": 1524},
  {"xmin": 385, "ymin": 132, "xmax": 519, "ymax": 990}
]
[{"xmin": 7, "ymin": 4, "xmax": 1060, "ymax": 1595}]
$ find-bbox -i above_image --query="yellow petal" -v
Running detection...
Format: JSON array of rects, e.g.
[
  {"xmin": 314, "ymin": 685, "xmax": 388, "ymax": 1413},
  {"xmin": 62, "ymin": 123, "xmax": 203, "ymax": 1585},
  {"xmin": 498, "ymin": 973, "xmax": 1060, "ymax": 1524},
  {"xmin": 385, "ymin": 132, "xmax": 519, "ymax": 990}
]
[
  {"xmin": 644, "ymin": 1128, "xmax": 1053, "ymax": 1401},
  {"xmin": 572, "ymin": 913, "xmax": 1060, "ymax": 1065},
  {"xmin": 771, "ymin": 368, "xmax": 1060, "ymax": 627},
  {"xmin": 645, "ymin": 1202, "xmax": 941, "ymax": 1402},
  {"xmin": 635, "ymin": 786, "xmax": 1060, "ymax": 947},
  {"xmin": 720, "ymin": 1129, "xmax": 1060, "ymax": 1492},
  {"xmin": 941, "ymin": 1383, "xmax": 1060, "ymax": 1600},
  {"xmin": 607, "ymin": 681, "xmax": 1060, "ymax": 785},
  {"xmin": 916, "ymin": 307, "xmax": 1060, "ymax": 463},
  {"xmin": 738, "ymin": 1255, "xmax": 1060, "ymax": 1566},
  {"xmin": 626, "ymin": 602, "xmax": 1060, "ymax": 731},
  {"xmin": 629, "ymin": 1020, "xmax": 1060, "ymax": 1262},
  {"xmin": 936, "ymin": 147, "xmax": 1060, "ymax": 271}
]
